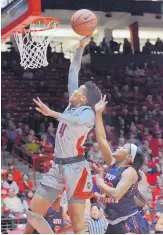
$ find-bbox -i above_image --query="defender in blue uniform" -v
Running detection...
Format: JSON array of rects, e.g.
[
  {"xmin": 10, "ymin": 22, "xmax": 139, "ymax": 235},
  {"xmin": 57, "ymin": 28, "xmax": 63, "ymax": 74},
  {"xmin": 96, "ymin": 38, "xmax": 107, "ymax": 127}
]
[
  {"xmin": 32, "ymin": 195, "xmax": 72, "ymax": 234},
  {"xmin": 94, "ymin": 95, "xmax": 149, "ymax": 234}
]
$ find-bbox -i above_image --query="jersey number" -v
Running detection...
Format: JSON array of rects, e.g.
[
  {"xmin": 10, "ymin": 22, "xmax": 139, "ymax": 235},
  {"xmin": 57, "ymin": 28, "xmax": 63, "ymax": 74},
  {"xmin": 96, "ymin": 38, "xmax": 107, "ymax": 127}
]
[{"xmin": 59, "ymin": 123, "xmax": 67, "ymax": 137}]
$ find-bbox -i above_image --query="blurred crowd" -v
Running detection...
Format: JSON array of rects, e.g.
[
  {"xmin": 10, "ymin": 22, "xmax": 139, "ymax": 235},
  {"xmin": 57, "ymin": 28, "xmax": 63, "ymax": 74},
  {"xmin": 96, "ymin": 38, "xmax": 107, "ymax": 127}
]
[
  {"xmin": 1, "ymin": 48, "xmax": 163, "ymax": 233},
  {"xmin": 84, "ymin": 37, "xmax": 163, "ymax": 55}
]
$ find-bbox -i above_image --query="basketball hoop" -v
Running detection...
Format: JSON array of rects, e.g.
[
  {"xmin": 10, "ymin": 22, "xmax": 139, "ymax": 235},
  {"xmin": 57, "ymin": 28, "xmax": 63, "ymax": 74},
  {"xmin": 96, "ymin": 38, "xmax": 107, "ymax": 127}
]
[{"xmin": 14, "ymin": 17, "xmax": 60, "ymax": 69}]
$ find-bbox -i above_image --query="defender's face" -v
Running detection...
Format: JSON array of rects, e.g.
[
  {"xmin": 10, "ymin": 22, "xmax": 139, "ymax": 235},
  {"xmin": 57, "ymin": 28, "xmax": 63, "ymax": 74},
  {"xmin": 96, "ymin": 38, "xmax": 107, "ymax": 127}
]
[
  {"xmin": 113, "ymin": 145, "xmax": 131, "ymax": 162},
  {"xmin": 69, "ymin": 85, "xmax": 87, "ymax": 106}
]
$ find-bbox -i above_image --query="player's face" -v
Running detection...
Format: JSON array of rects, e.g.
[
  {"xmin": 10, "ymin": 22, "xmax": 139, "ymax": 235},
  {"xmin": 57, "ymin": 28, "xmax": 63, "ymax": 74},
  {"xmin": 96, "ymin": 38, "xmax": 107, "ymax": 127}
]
[
  {"xmin": 69, "ymin": 85, "xmax": 87, "ymax": 106},
  {"xmin": 113, "ymin": 145, "xmax": 131, "ymax": 163}
]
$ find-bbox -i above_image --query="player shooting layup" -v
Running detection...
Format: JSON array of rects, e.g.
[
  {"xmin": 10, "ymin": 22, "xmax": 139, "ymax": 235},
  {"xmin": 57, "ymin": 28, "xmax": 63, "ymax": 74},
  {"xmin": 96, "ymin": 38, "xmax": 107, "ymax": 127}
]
[{"xmin": 23, "ymin": 36, "xmax": 101, "ymax": 234}]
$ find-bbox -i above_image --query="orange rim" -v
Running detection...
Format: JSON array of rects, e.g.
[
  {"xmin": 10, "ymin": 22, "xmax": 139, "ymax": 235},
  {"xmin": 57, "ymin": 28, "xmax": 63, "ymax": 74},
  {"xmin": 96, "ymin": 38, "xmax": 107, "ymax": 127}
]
[{"xmin": 16, "ymin": 17, "xmax": 60, "ymax": 34}]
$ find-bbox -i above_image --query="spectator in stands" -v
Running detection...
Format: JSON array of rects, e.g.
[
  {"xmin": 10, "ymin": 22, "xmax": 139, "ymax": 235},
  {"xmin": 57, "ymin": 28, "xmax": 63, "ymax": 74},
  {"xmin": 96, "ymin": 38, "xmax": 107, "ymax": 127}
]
[
  {"xmin": 118, "ymin": 137, "xmax": 125, "ymax": 147},
  {"xmin": 1, "ymin": 177, "xmax": 9, "ymax": 199},
  {"xmin": 40, "ymin": 134, "xmax": 52, "ymax": 148},
  {"xmin": 135, "ymin": 66, "xmax": 145, "ymax": 77},
  {"xmin": 3, "ymin": 112, "xmax": 12, "ymax": 128},
  {"xmin": 14, "ymin": 128, "xmax": 25, "ymax": 146},
  {"xmin": 5, "ymin": 121, "xmax": 17, "ymax": 151},
  {"xmin": 3, "ymin": 188, "xmax": 25, "ymax": 216},
  {"xmin": 88, "ymin": 37, "xmax": 97, "ymax": 53},
  {"xmin": 144, "ymin": 39, "xmax": 153, "ymax": 54},
  {"xmin": 123, "ymin": 38, "xmax": 132, "ymax": 54},
  {"xmin": 100, "ymin": 38, "xmax": 108, "ymax": 54},
  {"xmin": 109, "ymin": 37, "xmax": 120, "ymax": 54},
  {"xmin": 18, "ymin": 173, "xmax": 33, "ymax": 196},
  {"xmin": 146, "ymin": 95, "xmax": 154, "ymax": 109},
  {"xmin": 3, "ymin": 173, "xmax": 19, "ymax": 195},
  {"xmin": 6, "ymin": 162, "xmax": 22, "ymax": 183},
  {"xmin": 37, "ymin": 123, "xmax": 46, "ymax": 137},
  {"xmin": 142, "ymin": 128, "xmax": 152, "ymax": 141},
  {"xmin": 24, "ymin": 135, "xmax": 39, "ymax": 153},
  {"xmin": 156, "ymin": 164, "xmax": 162, "ymax": 175},
  {"xmin": 126, "ymin": 65, "xmax": 135, "ymax": 76},
  {"xmin": 22, "ymin": 69, "xmax": 34, "ymax": 79},
  {"xmin": 46, "ymin": 126, "xmax": 55, "ymax": 146},
  {"xmin": 23, "ymin": 190, "xmax": 34, "ymax": 211},
  {"xmin": 86, "ymin": 204, "xmax": 108, "ymax": 234},
  {"xmin": 28, "ymin": 129, "xmax": 36, "ymax": 137},
  {"xmin": 88, "ymin": 142, "xmax": 104, "ymax": 164},
  {"xmin": 23, "ymin": 124, "xmax": 30, "ymax": 136},
  {"xmin": 142, "ymin": 140, "xmax": 152, "ymax": 156},
  {"xmin": 155, "ymin": 38, "xmax": 163, "ymax": 54}
]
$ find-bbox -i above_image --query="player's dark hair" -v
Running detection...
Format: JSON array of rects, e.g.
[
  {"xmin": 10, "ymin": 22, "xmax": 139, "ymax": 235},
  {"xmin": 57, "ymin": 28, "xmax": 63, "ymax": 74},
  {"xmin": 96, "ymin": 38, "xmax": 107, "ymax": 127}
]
[
  {"xmin": 84, "ymin": 81, "xmax": 101, "ymax": 106},
  {"xmin": 132, "ymin": 148, "xmax": 145, "ymax": 173}
]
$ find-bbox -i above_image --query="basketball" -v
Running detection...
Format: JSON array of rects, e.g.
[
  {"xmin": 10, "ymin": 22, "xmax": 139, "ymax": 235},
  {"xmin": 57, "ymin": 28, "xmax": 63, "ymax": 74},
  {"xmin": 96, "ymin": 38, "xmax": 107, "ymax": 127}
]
[{"xmin": 71, "ymin": 9, "xmax": 97, "ymax": 36}]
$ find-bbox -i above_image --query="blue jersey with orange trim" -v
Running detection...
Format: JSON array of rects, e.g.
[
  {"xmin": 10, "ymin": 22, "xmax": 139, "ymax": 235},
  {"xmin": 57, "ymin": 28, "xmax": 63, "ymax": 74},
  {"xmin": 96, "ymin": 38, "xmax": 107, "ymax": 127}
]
[
  {"xmin": 104, "ymin": 164, "xmax": 138, "ymax": 221},
  {"xmin": 33, "ymin": 206, "xmax": 65, "ymax": 234}
]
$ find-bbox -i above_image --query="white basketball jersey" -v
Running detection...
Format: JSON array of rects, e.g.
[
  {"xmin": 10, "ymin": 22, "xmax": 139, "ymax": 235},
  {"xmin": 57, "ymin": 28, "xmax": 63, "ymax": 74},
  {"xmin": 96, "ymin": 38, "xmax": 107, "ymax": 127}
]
[{"xmin": 54, "ymin": 104, "xmax": 95, "ymax": 158}]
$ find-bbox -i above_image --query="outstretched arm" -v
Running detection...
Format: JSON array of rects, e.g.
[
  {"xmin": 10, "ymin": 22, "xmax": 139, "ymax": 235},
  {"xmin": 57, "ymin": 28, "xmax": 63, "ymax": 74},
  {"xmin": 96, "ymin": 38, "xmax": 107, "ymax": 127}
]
[
  {"xmin": 68, "ymin": 48, "xmax": 83, "ymax": 98},
  {"xmin": 33, "ymin": 98, "xmax": 94, "ymax": 126},
  {"xmin": 68, "ymin": 36, "xmax": 91, "ymax": 98},
  {"xmin": 95, "ymin": 95, "xmax": 114, "ymax": 166}
]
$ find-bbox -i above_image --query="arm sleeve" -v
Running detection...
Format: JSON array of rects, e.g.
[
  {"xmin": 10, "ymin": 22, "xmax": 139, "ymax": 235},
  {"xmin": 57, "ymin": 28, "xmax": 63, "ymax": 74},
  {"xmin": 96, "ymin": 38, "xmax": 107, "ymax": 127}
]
[
  {"xmin": 68, "ymin": 48, "xmax": 84, "ymax": 98},
  {"xmin": 58, "ymin": 109, "xmax": 94, "ymax": 127}
]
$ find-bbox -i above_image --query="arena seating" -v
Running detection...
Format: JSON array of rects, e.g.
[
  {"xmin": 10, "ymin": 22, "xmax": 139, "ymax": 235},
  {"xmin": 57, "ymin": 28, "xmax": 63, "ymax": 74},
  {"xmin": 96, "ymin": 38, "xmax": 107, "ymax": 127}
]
[{"xmin": 1, "ymin": 50, "xmax": 163, "ymax": 233}]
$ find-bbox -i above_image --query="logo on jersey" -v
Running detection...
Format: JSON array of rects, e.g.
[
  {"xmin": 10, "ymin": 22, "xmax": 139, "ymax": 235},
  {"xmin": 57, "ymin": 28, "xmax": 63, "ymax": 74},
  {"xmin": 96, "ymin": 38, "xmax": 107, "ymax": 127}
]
[
  {"xmin": 87, "ymin": 182, "xmax": 92, "ymax": 189},
  {"xmin": 105, "ymin": 173, "xmax": 116, "ymax": 181},
  {"xmin": 106, "ymin": 198, "xmax": 118, "ymax": 203},
  {"xmin": 53, "ymin": 219, "xmax": 62, "ymax": 224}
]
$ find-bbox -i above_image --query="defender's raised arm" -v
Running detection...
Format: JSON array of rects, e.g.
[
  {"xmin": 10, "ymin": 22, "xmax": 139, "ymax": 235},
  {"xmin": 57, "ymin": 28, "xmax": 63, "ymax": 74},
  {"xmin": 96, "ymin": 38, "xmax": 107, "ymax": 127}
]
[{"xmin": 95, "ymin": 95, "xmax": 113, "ymax": 165}]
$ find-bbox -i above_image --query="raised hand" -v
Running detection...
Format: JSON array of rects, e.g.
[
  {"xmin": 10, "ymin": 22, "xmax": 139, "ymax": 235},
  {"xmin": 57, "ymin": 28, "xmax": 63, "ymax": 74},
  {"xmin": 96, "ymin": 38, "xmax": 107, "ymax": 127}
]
[
  {"xmin": 97, "ymin": 194, "xmax": 108, "ymax": 206},
  {"xmin": 95, "ymin": 95, "xmax": 108, "ymax": 113},
  {"xmin": 33, "ymin": 97, "xmax": 52, "ymax": 116},
  {"xmin": 96, "ymin": 174, "xmax": 105, "ymax": 187},
  {"xmin": 80, "ymin": 35, "xmax": 92, "ymax": 48}
]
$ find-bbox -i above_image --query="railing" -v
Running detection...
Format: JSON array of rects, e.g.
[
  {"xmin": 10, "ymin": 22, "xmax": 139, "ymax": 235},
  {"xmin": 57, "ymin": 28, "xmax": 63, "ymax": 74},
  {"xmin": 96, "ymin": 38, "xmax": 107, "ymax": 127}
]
[
  {"xmin": 1, "ymin": 217, "xmax": 27, "ymax": 234},
  {"xmin": 1, "ymin": 209, "xmax": 161, "ymax": 234},
  {"xmin": 12, "ymin": 145, "xmax": 54, "ymax": 186}
]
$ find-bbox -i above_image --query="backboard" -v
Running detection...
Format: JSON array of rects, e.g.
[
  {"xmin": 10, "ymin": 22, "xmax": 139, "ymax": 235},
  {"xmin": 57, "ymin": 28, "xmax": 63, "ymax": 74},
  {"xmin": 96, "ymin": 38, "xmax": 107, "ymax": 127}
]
[{"xmin": 1, "ymin": 0, "xmax": 41, "ymax": 40}]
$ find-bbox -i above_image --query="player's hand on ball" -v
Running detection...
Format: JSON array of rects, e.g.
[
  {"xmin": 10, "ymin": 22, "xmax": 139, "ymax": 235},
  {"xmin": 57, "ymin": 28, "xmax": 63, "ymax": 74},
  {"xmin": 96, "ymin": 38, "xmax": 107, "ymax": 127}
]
[
  {"xmin": 33, "ymin": 97, "xmax": 52, "ymax": 116},
  {"xmin": 80, "ymin": 35, "xmax": 92, "ymax": 48},
  {"xmin": 95, "ymin": 95, "xmax": 108, "ymax": 113}
]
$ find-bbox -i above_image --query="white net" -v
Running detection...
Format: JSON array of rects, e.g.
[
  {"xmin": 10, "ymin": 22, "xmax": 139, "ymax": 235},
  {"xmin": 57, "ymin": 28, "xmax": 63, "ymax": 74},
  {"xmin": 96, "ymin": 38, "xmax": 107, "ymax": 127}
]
[{"xmin": 14, "ymin": 18, "xmax": 59, "ymax": 69}]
